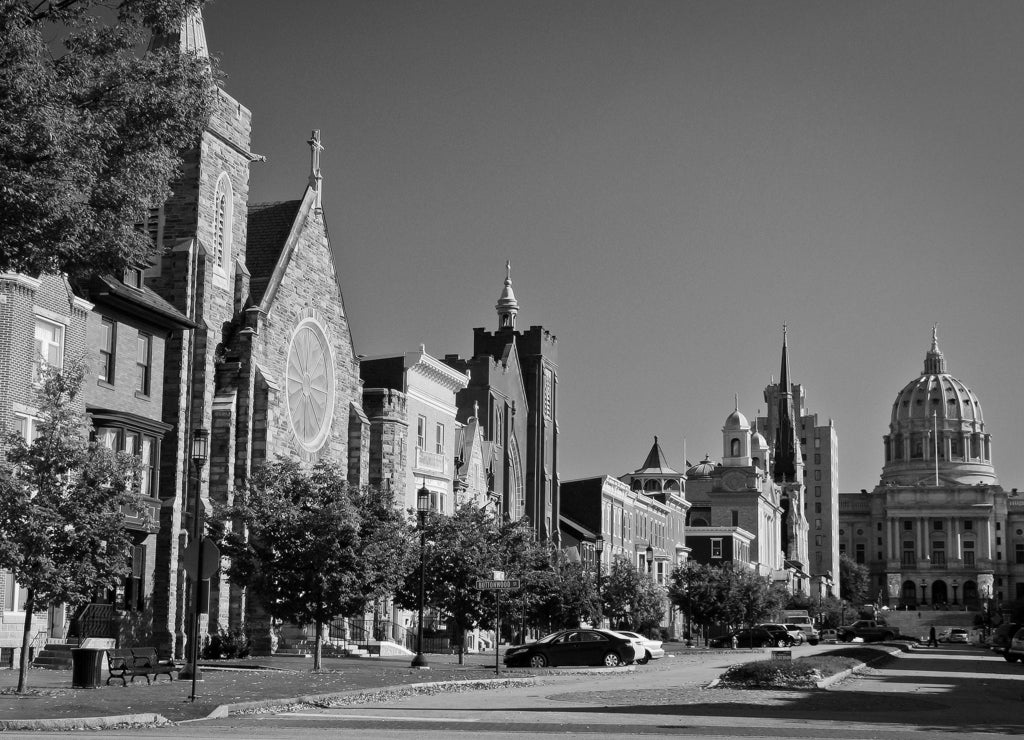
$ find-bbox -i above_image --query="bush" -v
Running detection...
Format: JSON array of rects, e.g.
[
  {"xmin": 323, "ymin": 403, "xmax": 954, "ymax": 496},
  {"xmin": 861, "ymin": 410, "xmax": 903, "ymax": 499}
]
[
  {"xmin": 718, "ymin": 647, "xmax": 889, "ymax": 688},
  {"xmin": 202, "ymin": 626, "xmax": 252, "ymax": 659}
]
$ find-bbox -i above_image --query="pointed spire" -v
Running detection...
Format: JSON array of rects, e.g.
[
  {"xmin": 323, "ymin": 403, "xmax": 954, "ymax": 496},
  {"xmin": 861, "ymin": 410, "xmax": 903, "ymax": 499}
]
[
  {"xmin": 495, "ymin": 260, "xmax": 519, "ymax": 330},
  {"xmin": 773, "ymin": 324, "xmax": 797, "ymax": 482},
  {"xmin": 148, "ymin": 7, "xmax": 210, "ymax": 59},
  {"xmin": 923, "ymin": 323, "xmax": 947, "ymax": 375},
  {"xmin": 308, "ymin": 130, "xmax": 324, "ymax": 215}
]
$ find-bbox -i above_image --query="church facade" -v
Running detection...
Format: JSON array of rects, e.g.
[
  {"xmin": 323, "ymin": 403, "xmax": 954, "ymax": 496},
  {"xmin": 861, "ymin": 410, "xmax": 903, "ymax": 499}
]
[
  {"xmin": 146, "ymin": 14, "xmax": 366, "ymax": 656},
  {"xmin": 839, "ymin": 330, "xmax": 1023, "ymax": 612}
]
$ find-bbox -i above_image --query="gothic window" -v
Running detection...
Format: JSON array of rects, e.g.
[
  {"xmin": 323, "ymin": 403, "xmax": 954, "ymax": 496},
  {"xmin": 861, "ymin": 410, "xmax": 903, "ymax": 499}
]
[
  {"xmin": 212, "ymin": 173, "xmax": 233, "ymax": 273},
  {"xmin": 542, "ymin": 370, "xmax": 553, "ymax": 420}
]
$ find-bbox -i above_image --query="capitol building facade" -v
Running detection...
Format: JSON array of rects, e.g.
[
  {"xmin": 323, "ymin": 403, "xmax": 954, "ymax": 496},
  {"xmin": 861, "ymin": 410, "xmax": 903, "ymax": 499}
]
[{"xmin": 840, "ymin": 329, "xmax": 1023, "ymax": 612}]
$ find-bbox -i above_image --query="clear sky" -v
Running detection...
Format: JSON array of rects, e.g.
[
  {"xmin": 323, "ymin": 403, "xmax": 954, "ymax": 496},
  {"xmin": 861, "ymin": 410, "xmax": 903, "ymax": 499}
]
[{"xmin": 203, "ymin": 0, "xmax": 1024, "ymax": 493}]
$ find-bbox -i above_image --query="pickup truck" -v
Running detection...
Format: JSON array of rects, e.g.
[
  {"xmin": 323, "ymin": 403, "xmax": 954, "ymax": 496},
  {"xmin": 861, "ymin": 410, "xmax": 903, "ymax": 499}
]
[{"xmin": 836, "ymin": 619, "xmax": 900, "ymax": 643}]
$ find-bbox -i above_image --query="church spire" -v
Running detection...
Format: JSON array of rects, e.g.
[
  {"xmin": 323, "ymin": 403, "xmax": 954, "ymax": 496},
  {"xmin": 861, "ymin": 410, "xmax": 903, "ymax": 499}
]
[
  {"xmin": 148, "ymin": 7, "xmax": 210, "ymax": 59},
  {"xmin": 923, "ymin": 323, "xmax": 947, "ymax": 375},
  {"xmin": 308, "ymin": 130, "xmax": 324, "ymax": 215},
  {"xmin": 773, "ymin": 324, "xmax": 797, "ymax": 482},
  {"xmin": 495, "ymin": 260, "xmax": 519, "ymax": 330}
]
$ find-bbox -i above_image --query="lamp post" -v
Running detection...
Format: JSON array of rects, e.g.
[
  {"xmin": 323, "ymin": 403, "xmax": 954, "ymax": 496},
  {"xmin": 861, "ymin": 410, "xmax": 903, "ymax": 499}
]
[
  {"xmin": 411, "ymin": 486, "xmax": 431, "ymax": 669},
  {"xmin": 594, "ymin": 536, "xmax": 604, "ymax": 627},
  {"xmin": 952, "ymin": 578, "xmax": 960, "ymax": 607},
  {"xmin": 645, "ymin": 543, "xmax": 654, "ymax": 575},
  {"xmin": 185, "ymin": 427, "xmax": 208, "ymax": 700},
  {"xmin": 919, "ymin": 578, "xmax": 927, "ymax": 606}
]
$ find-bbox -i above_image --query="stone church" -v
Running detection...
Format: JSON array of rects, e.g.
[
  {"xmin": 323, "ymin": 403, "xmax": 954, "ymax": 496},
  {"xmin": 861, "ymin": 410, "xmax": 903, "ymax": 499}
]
[{"xmin": 146, "ymin": 13, "xmax": 366, "ymax": 656}]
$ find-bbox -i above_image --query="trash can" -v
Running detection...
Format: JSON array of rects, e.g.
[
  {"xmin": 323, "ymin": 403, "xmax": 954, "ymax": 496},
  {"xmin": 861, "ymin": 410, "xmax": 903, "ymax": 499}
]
[{"xmin": 71, "ymin": 647, "xmax": 106, "ymax": 689}]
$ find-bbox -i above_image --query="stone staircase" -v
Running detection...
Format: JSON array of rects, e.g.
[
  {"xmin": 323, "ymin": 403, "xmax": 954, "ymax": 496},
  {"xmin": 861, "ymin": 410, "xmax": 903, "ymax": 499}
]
[
  {"xmin": 881, "ymin": 609, "xmax": 978, "ymax": 638},
  {"xmin": 32, "ymin": 641, "xmax": 75, "ymax": 670}
]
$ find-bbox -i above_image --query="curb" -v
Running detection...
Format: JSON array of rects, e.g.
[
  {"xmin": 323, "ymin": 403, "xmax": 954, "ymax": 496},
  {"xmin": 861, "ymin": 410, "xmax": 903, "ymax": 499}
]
[
  {"xmin": 204, "ymin": 676, "xmax": 542, "ymax": 719},
  {"xmin": 0, "ymin": 712, "xmax": 170, "ymax": 732},
  {"xmin": 815, "ymin": 644, "xmax": 904, "ymax": 689}
]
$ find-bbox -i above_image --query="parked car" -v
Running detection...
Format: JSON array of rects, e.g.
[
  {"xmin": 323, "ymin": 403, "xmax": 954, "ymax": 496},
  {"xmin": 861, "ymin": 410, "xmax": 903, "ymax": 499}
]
[
  {"xmin": 782, "ymin": 624, "xmax": 808, "ymax": 644},
  {"xmin": 613, "ymin": 631, "xmax": 665, "ymax": 663},
  {"xmin": 1004, "ymin": 627, "xmax": 1024, "ymax": 663},
  {"xmin": 709, "ymin": 627, "xmax": 795, "ymax": 649},
  {"xmin": 941, "ymin": 628, "xmax": 969, "ymax": 644},
  {"xmin": 755, "ymin": 623, "xmax": 804, "ymax": 645},
  {"xmin": 836, "ymin": 619, "xmax": 899, "ymax": 643},
  {"xmin": 989, "ymin": 622, "xmax": 1020, "ymax": 654},
  {"xmin": 503, "ymin": 629, "xmax": 643, "ymax": 668},
  {"xmin": 819, "ymin": 628, "xmax": 839, "ymax": 642}
]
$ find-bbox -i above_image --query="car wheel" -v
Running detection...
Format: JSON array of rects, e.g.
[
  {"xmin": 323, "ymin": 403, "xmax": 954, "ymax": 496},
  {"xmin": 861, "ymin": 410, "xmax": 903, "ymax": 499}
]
[
  {"xmin": 808, "ymin": 638, "xmax": 819, "ymax": 646},
  {"xmin": 841, "ymin": 633, "xmax": 854, "ymax": 643},
  {"xmin": 882, "ymin": 632, "xmax": 894, "ymax": 641},
  {"xmin": 528, "ymin": 654, "xmax": 548, "ymax": 668},
  {"xmin": 776, "ymin": 638, "xmax": 787, "ymax": 648},
  {"xmin": 758, "ymin": 640, "xmax": 770, "ymax": 648},
  {"xmin": 1005, "ymin": 654, "xmax": 1018, "ymax": 663},
  {"xmin": 602, "ymin": 651, "xmax": 622, "ymax": 667},
  {"xmin": 638, "ymin": 652, "xmax": 651, "ymax": 665}
]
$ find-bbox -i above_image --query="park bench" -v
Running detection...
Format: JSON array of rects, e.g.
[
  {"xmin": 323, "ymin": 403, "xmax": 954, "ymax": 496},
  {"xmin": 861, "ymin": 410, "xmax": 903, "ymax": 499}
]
[{"xmin": 106, "ymin": 647, "xmax": 180, "ymax": 686}]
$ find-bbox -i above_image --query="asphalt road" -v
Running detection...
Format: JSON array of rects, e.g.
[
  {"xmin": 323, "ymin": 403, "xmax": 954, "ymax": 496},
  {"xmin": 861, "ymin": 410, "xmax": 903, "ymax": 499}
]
[{"xmin": 6, "ymin": 642, "xmax": 1023, "ymax": 739}]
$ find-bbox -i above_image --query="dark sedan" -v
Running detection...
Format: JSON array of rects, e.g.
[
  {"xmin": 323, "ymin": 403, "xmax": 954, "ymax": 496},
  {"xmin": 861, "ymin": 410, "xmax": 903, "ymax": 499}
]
[
  {"xmin": 503, "ymin": 629, "xmax": 643, "ymax": 668},
  {"xmin": 709, "ymin": 627, "xmax": 796, "ymax": 648}
]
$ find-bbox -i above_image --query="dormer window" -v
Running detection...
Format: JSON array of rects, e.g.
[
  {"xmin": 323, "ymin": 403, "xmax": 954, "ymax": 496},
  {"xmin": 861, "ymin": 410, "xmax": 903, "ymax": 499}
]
[{"xmin": 124, "ymin": 266, "xmax": 143, "ymax": 289}]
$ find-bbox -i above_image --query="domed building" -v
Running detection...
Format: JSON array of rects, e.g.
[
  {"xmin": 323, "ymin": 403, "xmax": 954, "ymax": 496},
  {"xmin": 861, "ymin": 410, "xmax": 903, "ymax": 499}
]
[{"xmin": 840, "ymin": 328, "xmax": 1019, "ymax": 610}]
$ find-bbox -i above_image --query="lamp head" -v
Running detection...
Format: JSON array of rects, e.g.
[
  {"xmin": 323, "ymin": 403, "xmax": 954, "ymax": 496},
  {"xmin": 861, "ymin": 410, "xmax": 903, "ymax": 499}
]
[
  {"xmin": 191, "ymin": 427, "xmax": 209, "ymax": 467},
  {"xmin": 416, "ymin": 486, "xmax": 431, "ymax": 514}
]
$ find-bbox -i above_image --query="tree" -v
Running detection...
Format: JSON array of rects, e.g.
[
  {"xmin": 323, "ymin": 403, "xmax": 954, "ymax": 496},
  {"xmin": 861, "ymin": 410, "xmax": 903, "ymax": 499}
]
[
  {"xmin": 215, "ymin": 461, "xmax": 409, "ymax": 670},
  {"xmin": 840, "ymin": 554, "xmax": 870, "ymax": 604},
  {"xmin": 0, "ymin": 364, "xmax": 140, "ymax": 692},
  {"xmin": 0, "ymin": 0, "xmax": 214, "ymax": 280},
  {"xmin": 526, "ymin": 552, "xmax": 601, "ymax": 633},
  {"xmin": 394, "ymin": 503, "xmax": 498, "ymax": 664},
  {"xmin": 668, "ymin": 561, "xmax": 784, "ymax": 641},
  {"xmin": 601, "ymin": 558, "xmax": 664, "ymax": 632}
]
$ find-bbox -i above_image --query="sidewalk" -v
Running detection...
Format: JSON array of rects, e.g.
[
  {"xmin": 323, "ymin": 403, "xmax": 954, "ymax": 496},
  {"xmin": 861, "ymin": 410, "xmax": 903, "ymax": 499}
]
[{"xmin": 0, "ymin": 652, "xmax": 523, "ymax": 727}]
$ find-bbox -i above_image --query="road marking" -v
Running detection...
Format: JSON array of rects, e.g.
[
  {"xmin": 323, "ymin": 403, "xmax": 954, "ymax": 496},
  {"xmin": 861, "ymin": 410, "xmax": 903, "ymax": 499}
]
[{"xmin": 264, "ymin": 713, "xmax": 480, "ymax": 723}]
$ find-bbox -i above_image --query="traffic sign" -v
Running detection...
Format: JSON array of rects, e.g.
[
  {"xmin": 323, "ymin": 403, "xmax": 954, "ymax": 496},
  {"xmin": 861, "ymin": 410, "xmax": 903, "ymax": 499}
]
[
  {"xmin": 476, "ymin": 579, "xmax": 520, "ymax": 590},
  {"xmin": 182, "ymin": 536, "xmax": 221, "ymax": 580}
]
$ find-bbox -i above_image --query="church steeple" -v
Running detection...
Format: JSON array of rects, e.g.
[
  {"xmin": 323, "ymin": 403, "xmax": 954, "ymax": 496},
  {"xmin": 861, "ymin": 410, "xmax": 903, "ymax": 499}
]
[
  {"xmin": 148, "ymin": 7, "xmax": 210, "ymax": 59},
  {"xmin": 923, "ymin": 323, "xmax": 947, "ymax": 375},
  {"xmin": 773, "ymin": 324, "xmax": 797, "ymax": 482},
  {"xmin": 495, "ymin": 260, "xmax": 519, "ymax": 330}
]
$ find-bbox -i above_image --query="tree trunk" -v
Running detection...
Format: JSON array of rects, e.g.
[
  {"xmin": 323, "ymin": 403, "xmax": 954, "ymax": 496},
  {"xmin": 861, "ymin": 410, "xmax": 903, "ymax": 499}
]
[
  {"xmin": 313, "ymin": 621, "xmax": 322, "ymax": 671},
  {"xmin": 457, "ymin": 626, "xmax": 464, "ymax": 665},
  {"xmin": 17, "ymin": 588, "xmax": 35, "ymax": 693}
]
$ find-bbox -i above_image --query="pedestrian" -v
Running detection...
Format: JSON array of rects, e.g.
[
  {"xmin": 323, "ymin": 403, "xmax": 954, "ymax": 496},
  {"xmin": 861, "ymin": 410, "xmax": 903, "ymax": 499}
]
[{"xmin": 928, "ymin": 626, "xmax": 938, "ymax": 647}]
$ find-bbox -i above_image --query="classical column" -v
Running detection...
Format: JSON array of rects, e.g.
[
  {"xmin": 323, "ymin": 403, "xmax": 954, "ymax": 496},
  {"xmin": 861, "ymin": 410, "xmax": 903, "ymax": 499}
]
[
  {"xmin": 919, "ymin": 518, "xmax": 928, "ymax": 561},
  {"xmin": 983, "ymin": 519, "xmax": 993, "ymax": 560}
]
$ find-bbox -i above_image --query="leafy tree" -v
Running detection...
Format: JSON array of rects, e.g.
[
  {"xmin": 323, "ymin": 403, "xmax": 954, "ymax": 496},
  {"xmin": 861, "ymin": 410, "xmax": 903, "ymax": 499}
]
[
  {"xmin": 840, "ymin": 554, "xmax": 870, "ymax": 604},
  {"xmin": 394, "ymin": 502, "xmax": 498, "ymax": 664},
  {"xmin": 493, "ymin": 516, "xmax": 552, "ymax": 639},
  {"xmin": 526, "ymin": 551, "xmax": 601, "ymax": 632},
  {"xmin": 601, "ymin": 557, "xmax": 664, "ymax": 632},
  {"xmin": 0, "ymin": 0, "xmax": 214, "ymax": 279},
  {"xmin": 668, "ymin": 561, "xmax": 784, "ymax": 641},
  {"xmin": 215, "ymin": 461, "xmax": 409, "ymax": 670},
  {"xmin": 0, "ymin": 364, "xmax": 140, "ymax": 692}
]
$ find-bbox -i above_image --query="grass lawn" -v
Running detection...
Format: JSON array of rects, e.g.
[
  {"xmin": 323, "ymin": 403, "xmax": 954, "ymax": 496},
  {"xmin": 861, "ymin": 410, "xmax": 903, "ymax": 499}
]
[{"xmin": 717, "ymin": 646, "xmax": 895, "ymax": 689}]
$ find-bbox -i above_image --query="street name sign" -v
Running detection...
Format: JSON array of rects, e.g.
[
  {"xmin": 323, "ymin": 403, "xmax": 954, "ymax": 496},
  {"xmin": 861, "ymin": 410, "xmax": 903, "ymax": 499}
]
[{"xmin": 476, "ymin": 579, "xmax": 520, "ymax": 590}]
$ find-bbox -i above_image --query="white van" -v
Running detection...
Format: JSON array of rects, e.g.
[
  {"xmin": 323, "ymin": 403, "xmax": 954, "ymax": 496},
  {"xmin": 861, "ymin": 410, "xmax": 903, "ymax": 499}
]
[{"xmin": 782, "ymin": 610, "xmax": 819, "ymax": 644}]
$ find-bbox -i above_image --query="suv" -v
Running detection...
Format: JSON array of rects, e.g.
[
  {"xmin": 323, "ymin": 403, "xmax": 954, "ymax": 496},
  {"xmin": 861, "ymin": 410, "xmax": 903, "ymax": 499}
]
[
  {"xmin": 756, "ymin": 624, "xmax": 801, "ymax": 646},
  {"xmin": 990, "ymin": 622, "xmax": 1020, "ymax": 654},
  {"xmin": 1004, "ymin": 627, "xmax": 1024, "ymax": 662}
]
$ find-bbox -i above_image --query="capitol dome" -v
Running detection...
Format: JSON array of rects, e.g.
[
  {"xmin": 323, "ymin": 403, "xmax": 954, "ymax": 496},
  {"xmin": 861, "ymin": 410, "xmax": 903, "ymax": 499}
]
[{"xmin": 881, "ymin": 328, "xmax": 996, "ymax": 486}]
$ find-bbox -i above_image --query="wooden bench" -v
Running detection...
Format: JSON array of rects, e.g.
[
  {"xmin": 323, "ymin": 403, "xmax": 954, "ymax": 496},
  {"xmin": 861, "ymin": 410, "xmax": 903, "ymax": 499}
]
[{"xmin": 106, "ymin": 648, "xmax": 180, "ymax": 686}]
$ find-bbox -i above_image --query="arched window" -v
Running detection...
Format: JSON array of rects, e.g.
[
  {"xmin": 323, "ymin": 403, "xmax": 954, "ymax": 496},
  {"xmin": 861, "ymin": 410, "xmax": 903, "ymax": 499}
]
[
  {"xmin": 730, "ymin": 438, "xmax": 740, "ymax": 456},
  {"xmin": 212, "ymin": 173, "xmax": 233, "ymax": 273},
  {"xmin": 630, "ymin": 480, "xmax": 642, "ymax": 492},
  {"xmin": 644, "ymin": 480, "xmax": 661, "ymax": 492},
  {"xmin": 911, "ymin": 434, "xmax": 923, "ymax": 459}
]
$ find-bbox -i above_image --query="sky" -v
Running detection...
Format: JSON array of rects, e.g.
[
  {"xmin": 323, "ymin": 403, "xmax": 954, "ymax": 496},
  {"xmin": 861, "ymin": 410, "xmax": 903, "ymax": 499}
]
[{"xmin": 202, "ymin": 0, "xmax": 1024, "ymax": 493}]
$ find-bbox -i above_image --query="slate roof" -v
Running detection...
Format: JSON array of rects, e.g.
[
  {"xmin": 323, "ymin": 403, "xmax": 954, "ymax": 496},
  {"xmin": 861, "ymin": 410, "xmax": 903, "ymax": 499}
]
[
  {"xmin": 246, "ymin": 200, "xmax": 302, "ymax": 304},
  {"xmin": 87, "ymin": 275, "xmax": 194, "ymax": 329}
]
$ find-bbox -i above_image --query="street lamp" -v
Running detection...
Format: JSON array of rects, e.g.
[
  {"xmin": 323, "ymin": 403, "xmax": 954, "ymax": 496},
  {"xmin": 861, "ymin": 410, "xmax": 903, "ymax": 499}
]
[
  {"xmin": 645, "ymin": 543, "xmax": 654, "ymax": 575},
  {"xmin": 594, "ymin": 536, "xmax": 604, "ymax": 627},
  {"xmin": 952, "ymin": 578, "xmax": 960, "ymax": 607},
  {"xmin": 919, "ymin": 578, "xmax": 927, "ymax": 606},
  {"xmin": 411, "ymin": 486, "xmax": 431, "ymax": 669},
  {"xmin": 184, "ymin": 427, "xmax": 208, "ymax": 699}
]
